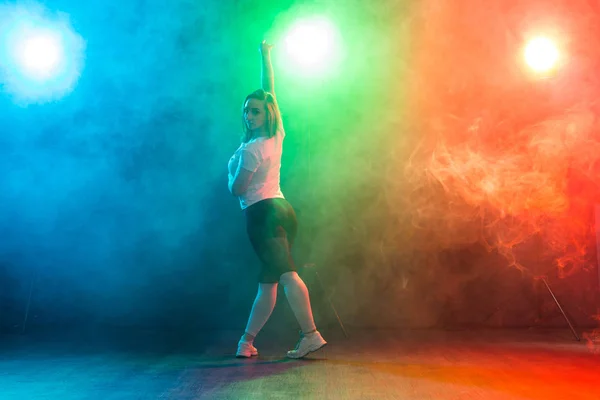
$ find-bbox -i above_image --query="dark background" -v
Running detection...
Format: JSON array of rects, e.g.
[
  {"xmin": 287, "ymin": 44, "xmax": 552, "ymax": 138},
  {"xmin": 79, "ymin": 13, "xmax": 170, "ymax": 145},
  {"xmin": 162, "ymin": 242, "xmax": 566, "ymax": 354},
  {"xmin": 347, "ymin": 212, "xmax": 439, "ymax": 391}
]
[{"xmin": 1, "ymin": 0, "xmax": 599, "ymax": 338}]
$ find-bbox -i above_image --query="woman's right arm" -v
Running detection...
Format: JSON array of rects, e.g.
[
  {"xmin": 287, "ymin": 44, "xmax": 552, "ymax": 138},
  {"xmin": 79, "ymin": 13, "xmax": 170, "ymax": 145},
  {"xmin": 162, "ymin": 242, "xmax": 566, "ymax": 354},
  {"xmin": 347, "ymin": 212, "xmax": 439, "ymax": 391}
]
[{"xmin": 260, "ymin": 41, "xmax": 275, "ymax": 97}]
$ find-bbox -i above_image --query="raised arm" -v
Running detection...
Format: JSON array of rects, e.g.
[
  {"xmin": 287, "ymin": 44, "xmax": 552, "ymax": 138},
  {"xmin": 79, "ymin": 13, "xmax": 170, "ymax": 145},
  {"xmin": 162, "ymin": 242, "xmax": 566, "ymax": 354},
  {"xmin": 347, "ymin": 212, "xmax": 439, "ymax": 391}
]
[{"xmin": 260, "ymin": 40, "xmax": 275, "ymax": 97}]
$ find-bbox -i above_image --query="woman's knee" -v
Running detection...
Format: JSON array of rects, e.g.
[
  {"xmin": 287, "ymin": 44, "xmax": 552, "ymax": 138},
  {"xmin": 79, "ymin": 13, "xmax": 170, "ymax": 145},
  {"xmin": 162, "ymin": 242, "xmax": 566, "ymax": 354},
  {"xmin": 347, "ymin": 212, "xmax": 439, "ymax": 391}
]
[{"xmin": 257, "ymin": 282, "xmax": 278, "ymax": 297}]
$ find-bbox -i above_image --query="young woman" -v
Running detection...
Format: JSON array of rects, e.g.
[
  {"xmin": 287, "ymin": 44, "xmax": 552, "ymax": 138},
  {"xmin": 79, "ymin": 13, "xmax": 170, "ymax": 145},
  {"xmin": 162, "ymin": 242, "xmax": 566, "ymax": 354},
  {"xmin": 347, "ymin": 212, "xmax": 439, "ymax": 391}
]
[{"xmin": 227, "ymin": 41, "xmax": 327, "ymax": 359}]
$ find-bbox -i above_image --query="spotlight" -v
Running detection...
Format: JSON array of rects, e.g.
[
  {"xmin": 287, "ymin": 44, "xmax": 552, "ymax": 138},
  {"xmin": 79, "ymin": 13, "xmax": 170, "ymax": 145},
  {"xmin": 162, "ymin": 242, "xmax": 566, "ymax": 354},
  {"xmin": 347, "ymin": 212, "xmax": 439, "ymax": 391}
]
[
  {"xmin": 524, "ymin": 37, "xmax": 559, "ymax": 73},
  {"xmin": 281, "ymin": 16, "xmax": 342, "ymax": 77},
  {"xmin": 15, "ymin": 31, "xmax": 64, "ymax": 81},
  {"xmin": 0, "ymin": 3, "xmax": 85, "ymax": 103}
]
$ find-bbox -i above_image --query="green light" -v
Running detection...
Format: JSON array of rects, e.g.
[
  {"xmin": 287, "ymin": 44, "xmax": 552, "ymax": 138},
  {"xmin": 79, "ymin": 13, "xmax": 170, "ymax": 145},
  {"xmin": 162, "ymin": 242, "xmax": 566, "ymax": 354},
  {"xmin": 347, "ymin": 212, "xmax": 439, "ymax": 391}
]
[{"xmin": 281, "ymin": 16, "xmax": 342, "ymax": 78}]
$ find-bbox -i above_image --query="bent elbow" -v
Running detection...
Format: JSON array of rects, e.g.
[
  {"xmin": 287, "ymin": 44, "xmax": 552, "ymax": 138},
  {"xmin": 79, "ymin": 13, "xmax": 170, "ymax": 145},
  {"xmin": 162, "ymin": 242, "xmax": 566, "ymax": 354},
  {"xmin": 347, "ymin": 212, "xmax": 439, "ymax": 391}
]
[{"xmin": 231, "ymin": 184, "xmax": 246, "ymax": 197}]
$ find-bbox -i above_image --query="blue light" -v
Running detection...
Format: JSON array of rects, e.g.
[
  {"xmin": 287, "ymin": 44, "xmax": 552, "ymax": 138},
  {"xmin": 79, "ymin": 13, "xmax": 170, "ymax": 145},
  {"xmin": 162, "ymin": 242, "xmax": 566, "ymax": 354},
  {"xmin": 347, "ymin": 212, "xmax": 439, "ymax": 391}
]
[
  {"xmin": 16, "ymin": 31, "xmax": 64, "ymax": 80},
  {"xmin": 0, "ymin": 3, "xmax": 85, "ymax": 104}
]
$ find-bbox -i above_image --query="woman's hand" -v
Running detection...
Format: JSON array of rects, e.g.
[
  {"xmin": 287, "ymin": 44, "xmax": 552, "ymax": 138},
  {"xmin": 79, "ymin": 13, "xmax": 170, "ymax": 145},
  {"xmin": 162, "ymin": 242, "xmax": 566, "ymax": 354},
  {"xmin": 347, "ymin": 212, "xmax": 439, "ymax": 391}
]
[{"xmin": 260, "ymin": 40, "xmax": 274, "ymax": 56}]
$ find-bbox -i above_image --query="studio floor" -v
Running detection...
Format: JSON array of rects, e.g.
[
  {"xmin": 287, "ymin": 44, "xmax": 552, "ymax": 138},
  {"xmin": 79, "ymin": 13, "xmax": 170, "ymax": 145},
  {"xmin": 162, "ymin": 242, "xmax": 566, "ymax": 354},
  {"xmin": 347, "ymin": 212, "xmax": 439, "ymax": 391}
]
[{"xmin": 1, "ymin": 327, "xmax": 599, "ymax": 399}]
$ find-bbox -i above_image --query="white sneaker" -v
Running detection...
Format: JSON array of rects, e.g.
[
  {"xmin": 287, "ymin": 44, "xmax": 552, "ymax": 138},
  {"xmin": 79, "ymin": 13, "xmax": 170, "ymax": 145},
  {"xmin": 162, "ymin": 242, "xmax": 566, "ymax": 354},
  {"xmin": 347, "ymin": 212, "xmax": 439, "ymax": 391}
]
[
  {"xmin": 286, "ymin": 331, "xmax": 327, "ymax": 359},
  {"xmin": 236, "ymin": 341, "xmax": 258, "ymax": 358}
]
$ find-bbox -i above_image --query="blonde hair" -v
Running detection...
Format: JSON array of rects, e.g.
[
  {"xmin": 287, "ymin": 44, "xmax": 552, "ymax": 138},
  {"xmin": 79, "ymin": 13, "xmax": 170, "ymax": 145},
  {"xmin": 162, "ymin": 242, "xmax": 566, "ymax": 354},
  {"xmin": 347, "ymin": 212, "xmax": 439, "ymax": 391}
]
[{"xmin": 241, "ymin": 89, "xmax": 281, "ymax": 143}]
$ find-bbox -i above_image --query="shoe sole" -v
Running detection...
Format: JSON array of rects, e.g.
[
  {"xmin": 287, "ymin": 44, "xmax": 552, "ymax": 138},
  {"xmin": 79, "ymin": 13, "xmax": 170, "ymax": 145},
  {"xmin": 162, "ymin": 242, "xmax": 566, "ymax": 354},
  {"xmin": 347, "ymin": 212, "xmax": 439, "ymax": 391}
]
[
  {"xmin": 287, "ymin": 341, "xmax": 328, "ymax": 359},
  {"xmin": 236, "ymin": 354, "xmax": 258, "ymax": 358}
]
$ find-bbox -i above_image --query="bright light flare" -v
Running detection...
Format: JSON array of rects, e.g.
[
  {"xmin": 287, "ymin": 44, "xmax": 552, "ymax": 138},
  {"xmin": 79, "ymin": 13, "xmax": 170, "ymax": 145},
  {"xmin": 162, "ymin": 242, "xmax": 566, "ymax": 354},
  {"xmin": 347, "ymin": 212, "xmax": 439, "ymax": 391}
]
[
  {"xmin": 0, "ymin": 3, "xmax": 85, "ymax": 104},
  {"xmin": 524, "ymin": 37, "xmax": 559, "ymax": 73},
  {"xmin": 282, "ymin": 16, "xmax": 342, "ymax": 77},
  {"xmin": 16, "ymin": 31, "xmax": 64, "ymax": 80}
]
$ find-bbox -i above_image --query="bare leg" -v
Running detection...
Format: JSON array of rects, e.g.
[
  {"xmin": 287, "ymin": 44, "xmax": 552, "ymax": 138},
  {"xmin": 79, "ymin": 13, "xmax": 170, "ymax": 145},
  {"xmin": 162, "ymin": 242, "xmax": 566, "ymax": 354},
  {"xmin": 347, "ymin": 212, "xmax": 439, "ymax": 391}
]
[
  {"xmin": 279, "ymin": 271, "xmax": 317, "ymax": 334},
  {"xmin": 242, "ymin": 283, "xmax": 278, "ymax": 342}
]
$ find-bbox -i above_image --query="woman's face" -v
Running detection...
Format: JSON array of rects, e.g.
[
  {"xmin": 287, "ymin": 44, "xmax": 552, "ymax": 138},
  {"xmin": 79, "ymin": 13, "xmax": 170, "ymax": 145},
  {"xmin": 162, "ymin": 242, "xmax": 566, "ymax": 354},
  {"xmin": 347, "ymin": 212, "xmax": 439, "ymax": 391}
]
[{"xmin": 243, "ymin": 98, "xmax": 267, "ymax": 133}]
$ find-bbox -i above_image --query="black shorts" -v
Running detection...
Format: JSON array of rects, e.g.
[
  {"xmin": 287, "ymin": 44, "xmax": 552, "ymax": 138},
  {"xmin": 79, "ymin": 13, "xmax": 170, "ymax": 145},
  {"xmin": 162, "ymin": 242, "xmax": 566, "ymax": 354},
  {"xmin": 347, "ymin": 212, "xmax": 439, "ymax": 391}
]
[{"xmin": 244, "ymin": 198, "xmax": 298, "ymax": 283}]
